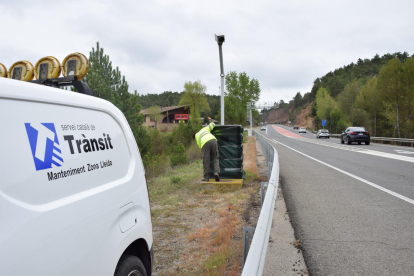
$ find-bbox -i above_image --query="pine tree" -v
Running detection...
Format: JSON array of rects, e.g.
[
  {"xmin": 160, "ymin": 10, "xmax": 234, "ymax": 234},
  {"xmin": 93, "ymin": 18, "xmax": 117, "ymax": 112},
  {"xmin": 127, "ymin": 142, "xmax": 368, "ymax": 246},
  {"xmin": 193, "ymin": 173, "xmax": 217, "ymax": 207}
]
[{"xmin": 83, "ymin": 42, "xmax": 151, "ymax": 155}]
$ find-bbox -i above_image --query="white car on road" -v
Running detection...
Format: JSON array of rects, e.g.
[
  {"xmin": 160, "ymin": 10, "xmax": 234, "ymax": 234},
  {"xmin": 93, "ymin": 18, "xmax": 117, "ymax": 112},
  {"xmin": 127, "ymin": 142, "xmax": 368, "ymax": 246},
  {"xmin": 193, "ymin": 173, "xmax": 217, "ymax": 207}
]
[
  {"xmin": 299, "ymin": 127, "xmax": 307, "ymax": 133},
  {"xmin": 316, "ymin": 129, "xmax": 330, "ymax": 139}
]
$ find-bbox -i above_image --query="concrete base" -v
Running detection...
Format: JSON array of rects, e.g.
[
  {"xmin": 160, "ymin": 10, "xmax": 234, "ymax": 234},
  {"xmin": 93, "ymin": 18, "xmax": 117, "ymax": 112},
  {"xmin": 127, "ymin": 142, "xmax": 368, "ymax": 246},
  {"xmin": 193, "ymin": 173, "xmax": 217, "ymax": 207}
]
[{"xmin": 200, "ymin": 179, "xmax": 243, "ymax": 192}]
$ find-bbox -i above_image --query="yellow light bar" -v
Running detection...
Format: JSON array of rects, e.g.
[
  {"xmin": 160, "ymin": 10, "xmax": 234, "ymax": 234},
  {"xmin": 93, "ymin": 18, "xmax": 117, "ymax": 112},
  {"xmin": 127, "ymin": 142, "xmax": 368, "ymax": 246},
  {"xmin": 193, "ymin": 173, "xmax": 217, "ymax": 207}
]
[
  {"xmin": 62, "ymin": 52, "xmax": 89, "ymax": 80},
  {"xmin": 0, "ymin": 63, "xmax": 7, "ymax": 78},
  {"xmin": 34, "ymin": 56, "xmax": 61, "ymax": 80},
  {"xmin": 8, "ymin": 60, "xmax": 34, "ymax": 81}
]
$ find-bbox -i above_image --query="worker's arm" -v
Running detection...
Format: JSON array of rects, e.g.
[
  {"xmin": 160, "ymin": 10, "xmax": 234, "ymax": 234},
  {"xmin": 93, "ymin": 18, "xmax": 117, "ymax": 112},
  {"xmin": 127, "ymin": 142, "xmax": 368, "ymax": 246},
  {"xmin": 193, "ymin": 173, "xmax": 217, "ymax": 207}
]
[{"xmin": 206, "ymin": 122, "xmax": 216, "ymax": 133}]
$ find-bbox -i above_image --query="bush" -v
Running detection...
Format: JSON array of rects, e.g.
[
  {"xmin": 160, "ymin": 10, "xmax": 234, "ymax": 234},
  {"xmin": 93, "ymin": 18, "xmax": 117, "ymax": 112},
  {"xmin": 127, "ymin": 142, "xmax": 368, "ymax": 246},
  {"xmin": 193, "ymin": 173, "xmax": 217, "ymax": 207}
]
[
  {"xmin": 170, "ymin": 176, "xmax": 183, "ymax": 184},
  {"xmin": 187, "ymin": 141, "xmax": 202, "ymax": 163},
  {"xmin": 133, "ymin": 126, "xmax": 152, "ymax": 157},
  {"xmin": 171, "ymin": 122, "xmax": 201, "ymax": 148},
  {"xmin": 243, "ymin": 132, "xmax": 247, "ymax": 143},
  {"xmin": 148, "ymin": 128, "xmax": 170, "ymax": 155},
  {"xmin": 170, "ymin": 142, "xmax": 190, "ymax": 167},
  {"xmin": 143, "ymin": 151, "xmax": 169, "ymax": 180}
]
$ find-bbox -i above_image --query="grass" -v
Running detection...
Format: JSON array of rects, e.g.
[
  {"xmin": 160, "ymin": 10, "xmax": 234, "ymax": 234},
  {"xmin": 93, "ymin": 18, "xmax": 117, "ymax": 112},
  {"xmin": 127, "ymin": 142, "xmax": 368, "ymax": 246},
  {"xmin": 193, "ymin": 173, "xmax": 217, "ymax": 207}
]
[
  {"xmin": 148, "ymin": 162, "xmax": 202, "ymax": 202},
  {"xmin": 150, "ymin": 135, "xmax": 263, "ymax": 276}
]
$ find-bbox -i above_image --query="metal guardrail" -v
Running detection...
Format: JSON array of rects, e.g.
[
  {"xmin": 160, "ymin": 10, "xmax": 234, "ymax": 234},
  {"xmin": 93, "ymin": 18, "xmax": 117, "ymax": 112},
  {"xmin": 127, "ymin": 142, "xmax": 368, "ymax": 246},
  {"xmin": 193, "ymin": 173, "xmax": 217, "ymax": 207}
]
[
  {"xmin": 312, "ymin": 131, "xmax": 414, "ymax": 147},
  {"xmin": 242, "ymin": 131, "xmax": 279, "ymax": 276}
]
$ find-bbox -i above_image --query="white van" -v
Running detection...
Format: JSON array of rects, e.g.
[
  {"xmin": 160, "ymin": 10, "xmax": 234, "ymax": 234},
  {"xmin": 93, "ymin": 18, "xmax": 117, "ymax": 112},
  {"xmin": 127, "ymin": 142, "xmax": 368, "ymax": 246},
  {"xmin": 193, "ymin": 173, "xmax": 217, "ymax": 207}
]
[{"xmin": 0, "ymin": 77, "xmax": 153, "ymax": 276}]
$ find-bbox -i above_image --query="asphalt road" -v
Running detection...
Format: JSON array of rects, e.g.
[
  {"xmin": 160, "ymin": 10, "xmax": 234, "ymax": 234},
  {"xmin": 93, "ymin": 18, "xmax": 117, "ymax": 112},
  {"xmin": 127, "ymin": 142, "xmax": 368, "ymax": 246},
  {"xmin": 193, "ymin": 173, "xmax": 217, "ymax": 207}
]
[{"xmin": 257, "ymin": 125, "xmax": 414, "ymax": 276}]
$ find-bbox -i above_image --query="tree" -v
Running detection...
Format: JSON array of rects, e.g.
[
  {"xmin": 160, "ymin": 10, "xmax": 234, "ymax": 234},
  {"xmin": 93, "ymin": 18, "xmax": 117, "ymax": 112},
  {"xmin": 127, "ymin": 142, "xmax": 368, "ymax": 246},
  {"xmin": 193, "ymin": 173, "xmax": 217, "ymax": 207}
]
[
  {"xmin": 337, "ymin": 79, "xmax": 363, "ymax": 122},
  {"xmin": 402, "ymin": 57, "xmax": 414, "ymax": 138},
  {"xmin": 83, "ymin": 42, "xmax": 151, "ymax": 155},
  {"xmin": 378, "ymin": 58, "xmax": 403, "ymax": 138},
  {"xmin": 278, "ymin": 99, "xmax": 289, "ymax": 108},
  {"xmin": 356, "ymin": 76, "xmax": 382, "ymax": 136},
  {"xmin": 350, "ymin": 107, "xmax": 369, "ymax": 128},
  {"xmin": 315, "ymin": 87, "xmax": 337, "ymax": 130},
  {"xmin": 170, "ymin": 142, "xmax": 190, "ymax": 167},
  {"xmin": 293, "ymin": 92, "xmax": 303, "ymax": 109},
  {"xmin": 147, "ymin": 106, "xmax": 163, "ymax": 128},
  {"xmin": 225, "ymin": 71, "xmax": 261, "ymax": 105},
  {"xmin": 224, "ymin": 71, "xmax": 261, "ymax": 125},
  {"xmin": 216, "ymin": 94, "xmax": 246, "ymax": 125},
  {"xmin": 252, "ymin": 109, "xmax": 262, "ymax": 125},
  {"xmin": 310, "ymin": 78, "xmax": 322, "ymax": 101},
  {"xmin": 330, "ymin": 108, "xmax": 344, "ymax": 133},
  {"xmin": 179, "ymin": 80, "xmax": 210, "ymax": 124}
]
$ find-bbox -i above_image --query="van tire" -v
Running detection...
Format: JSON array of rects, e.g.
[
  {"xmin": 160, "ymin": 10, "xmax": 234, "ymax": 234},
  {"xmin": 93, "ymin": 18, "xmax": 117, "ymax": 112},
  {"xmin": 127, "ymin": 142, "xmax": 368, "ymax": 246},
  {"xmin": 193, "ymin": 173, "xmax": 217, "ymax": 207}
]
[{"xmin": 115, "ymin": 254, "xmax": 147, "ymax": 276}]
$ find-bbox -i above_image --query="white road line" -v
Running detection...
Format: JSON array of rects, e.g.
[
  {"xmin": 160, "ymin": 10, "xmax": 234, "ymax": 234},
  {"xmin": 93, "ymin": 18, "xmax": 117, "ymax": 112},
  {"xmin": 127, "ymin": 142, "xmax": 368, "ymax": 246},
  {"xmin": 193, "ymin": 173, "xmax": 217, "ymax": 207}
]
[
  {"xmin": 275, "ymin": 132, "xmax": 414, "ymax": 163},
  {"xmin": 256, "ymin": 133, "xmax": 414, "ymax": 206},
  {"xmin": 396, "ymin": 150, "xmax": 414, "ymax": 155}
]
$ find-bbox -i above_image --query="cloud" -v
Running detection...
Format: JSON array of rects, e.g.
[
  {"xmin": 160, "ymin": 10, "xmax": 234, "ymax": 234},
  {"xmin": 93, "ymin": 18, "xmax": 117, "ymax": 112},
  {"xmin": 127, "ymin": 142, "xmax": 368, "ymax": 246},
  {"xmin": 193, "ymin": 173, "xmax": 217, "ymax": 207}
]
[{"xmin": 1, "ymin": 0, "xmax": 413, "ymax": 104}]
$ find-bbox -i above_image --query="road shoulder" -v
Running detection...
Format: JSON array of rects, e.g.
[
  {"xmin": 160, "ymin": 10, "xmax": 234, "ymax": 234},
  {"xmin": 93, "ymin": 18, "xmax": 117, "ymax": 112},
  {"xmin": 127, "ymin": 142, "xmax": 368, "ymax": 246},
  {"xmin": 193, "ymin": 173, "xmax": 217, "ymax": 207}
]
[{"xmin": 255, "ymin": 138, "xmax": 308, "ymax": 275}]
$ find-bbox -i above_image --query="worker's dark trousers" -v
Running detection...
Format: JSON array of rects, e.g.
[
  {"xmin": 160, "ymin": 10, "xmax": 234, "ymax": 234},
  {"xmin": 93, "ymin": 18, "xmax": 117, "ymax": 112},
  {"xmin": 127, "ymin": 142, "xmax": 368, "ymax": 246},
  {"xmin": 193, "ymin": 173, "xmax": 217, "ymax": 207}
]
[{"xmin": 202, "ymin": 139, "xmax": 220, "ymax": 179}]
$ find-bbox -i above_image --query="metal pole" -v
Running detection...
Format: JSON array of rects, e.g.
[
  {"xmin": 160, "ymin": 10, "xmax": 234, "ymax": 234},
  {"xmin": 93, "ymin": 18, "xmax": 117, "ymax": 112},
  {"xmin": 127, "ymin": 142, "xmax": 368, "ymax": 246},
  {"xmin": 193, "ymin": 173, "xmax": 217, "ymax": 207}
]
[
  {"xmin": 250, "ymin": 106, "xmax": 253, "ymax": 136},
  {"xmin": 167, "ymin": 110, "xmax": 169, "ymax": 131},
  {"xmin": 218, "ymin": 44, "xmax": 225, "ymax": 125}
]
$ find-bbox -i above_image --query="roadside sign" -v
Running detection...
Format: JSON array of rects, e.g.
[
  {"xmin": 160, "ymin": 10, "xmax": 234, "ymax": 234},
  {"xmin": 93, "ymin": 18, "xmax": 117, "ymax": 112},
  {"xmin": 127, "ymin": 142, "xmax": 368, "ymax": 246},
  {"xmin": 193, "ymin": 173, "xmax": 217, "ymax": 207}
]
[
  {"xmin": 175, "ymin": 114, "xmax": 189, "ymax": 120},
  {"xmin": 322, "ymin": 119, "xmax": 326, "ymax": 126}
]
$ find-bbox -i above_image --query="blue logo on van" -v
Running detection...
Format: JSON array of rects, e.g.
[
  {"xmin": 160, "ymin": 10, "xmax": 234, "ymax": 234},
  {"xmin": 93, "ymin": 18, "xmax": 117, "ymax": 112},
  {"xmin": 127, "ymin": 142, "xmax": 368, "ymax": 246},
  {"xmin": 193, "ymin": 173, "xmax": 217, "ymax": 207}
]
[{"xmin": 25, "ymin": 123, "xmax": 64, "ymax": 171}]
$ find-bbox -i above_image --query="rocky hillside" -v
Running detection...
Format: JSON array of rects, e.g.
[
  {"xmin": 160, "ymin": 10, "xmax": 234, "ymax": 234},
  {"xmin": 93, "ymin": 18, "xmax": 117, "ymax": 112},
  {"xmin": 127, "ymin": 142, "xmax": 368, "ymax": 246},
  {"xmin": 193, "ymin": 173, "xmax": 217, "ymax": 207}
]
[
  {"xmin": 262, "ymin": 108, "xmax": 289, "ymax": 124},
  {"xmin": 261, "ymin": 103, "xmax": 314, "ymax": 129},
  {"xmin": 294, "ymin": 102, "xmax": 313, "ymax": 129}
]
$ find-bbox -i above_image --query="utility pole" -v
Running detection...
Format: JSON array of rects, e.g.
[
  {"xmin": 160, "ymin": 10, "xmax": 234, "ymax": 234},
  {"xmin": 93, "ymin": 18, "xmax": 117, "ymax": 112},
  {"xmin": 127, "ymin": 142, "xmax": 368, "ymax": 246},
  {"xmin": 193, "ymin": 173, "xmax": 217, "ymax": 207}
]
[
  {"xmin": 247, "ymin": 102, "xmax": 253, "ymax": 136},
  {"xmin": 215, "ymin": 34, "xmax": 225, "ymax": 125}
]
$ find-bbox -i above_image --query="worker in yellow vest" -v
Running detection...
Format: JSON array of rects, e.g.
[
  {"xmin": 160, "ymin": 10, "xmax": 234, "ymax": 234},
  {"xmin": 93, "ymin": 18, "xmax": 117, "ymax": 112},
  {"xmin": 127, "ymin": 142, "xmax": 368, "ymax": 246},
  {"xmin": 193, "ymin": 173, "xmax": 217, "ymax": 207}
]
[{"xmin": 193, "ymin": 122, "xmax": 220, "ymax": 182}]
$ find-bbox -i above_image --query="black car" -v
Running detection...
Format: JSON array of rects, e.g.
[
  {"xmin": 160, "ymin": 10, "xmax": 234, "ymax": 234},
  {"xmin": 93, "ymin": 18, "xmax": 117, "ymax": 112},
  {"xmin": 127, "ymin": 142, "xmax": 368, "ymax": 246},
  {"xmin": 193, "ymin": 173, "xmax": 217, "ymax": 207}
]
[
  {"xmin": 341, "ymin": 127, "xmax": 370, "ymax": 145},
  {"xmin": 293, "ymin": 125, "xmax": 298, "ymax": 129}
]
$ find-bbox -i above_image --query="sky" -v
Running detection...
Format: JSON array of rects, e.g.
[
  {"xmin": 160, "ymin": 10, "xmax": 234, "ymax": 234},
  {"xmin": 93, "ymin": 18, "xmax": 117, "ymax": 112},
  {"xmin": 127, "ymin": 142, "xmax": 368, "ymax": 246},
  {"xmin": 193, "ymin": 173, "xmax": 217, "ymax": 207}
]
[{"xmin": 1, "ymin": 0, "xmax": 413, "ymax": 105}]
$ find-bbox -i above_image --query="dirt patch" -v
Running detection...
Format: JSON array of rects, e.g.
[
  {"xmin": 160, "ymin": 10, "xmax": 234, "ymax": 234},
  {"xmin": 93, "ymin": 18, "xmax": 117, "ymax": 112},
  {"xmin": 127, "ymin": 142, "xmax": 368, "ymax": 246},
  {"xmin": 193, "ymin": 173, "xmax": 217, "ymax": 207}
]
[{"xmin": 151, "ymin": 136, "xmax": 262, "ymax": 275}]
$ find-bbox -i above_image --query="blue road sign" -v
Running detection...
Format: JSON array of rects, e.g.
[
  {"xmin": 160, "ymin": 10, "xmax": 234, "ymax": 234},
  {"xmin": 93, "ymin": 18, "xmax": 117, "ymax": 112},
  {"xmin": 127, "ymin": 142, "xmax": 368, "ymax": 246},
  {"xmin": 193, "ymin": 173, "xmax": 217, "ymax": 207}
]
[{"xmin": 322, "ymin": 119, "xmax": 326, "ymax": 126}]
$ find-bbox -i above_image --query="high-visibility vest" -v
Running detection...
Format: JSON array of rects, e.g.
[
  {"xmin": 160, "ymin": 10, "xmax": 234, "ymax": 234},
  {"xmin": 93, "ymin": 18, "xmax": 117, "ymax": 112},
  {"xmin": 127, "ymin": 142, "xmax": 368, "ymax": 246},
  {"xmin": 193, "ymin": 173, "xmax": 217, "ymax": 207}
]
[{"xmin": 195, "ymin": 123, "xmax": 217, "ymax": 149}]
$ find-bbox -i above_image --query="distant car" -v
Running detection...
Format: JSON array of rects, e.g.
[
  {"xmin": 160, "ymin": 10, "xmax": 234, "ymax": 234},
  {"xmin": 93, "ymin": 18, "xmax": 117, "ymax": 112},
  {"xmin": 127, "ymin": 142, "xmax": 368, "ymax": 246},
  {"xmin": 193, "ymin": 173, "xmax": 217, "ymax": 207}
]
[
  {"xmin": 293, "ymin": 125, "xmax": 299, "ymax": 129},
  {"xmin": 260, "ymin": 126, "xmax": 266, "ymax": 131},
  {"xmin": 341, "ymin": 127, "xmax": 370, "ymax": 145},
  {"xmin": 299, "ymin": 127, "xmax": 307, "ymax": 133},
  {"xmin": 316, "ymin": 129, "xmax": 330, "ymax": 139}
]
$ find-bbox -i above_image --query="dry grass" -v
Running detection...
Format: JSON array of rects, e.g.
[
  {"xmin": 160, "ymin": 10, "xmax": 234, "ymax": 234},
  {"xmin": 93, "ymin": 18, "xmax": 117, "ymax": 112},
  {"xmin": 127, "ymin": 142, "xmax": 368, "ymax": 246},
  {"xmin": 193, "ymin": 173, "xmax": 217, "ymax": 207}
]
[
  {"xmin": 187, "ymin": 141, "xmax": 203, "ymax": 163},
  {"xmin": 243, "ymin": 137, "xmax": 259, "ymax": 176},
  {"xmin": 151, "ymin": 135, "xmax": 262, "ymax": 275}
]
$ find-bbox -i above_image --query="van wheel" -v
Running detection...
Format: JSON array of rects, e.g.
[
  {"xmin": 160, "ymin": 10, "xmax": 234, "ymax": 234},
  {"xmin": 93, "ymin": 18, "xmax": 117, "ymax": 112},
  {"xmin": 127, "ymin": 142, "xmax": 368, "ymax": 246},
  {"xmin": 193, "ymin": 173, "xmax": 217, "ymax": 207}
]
[
  {"xmin": 347, "ymin": 137, "xmax": 351, "ymax": 145},
  {"xmin": 365, "ymin": 141, "xmax": 370, "ymax": 145},
  {"xmin": 115, "ymin": 255, "xmax": 147, "ymax": 276}
]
